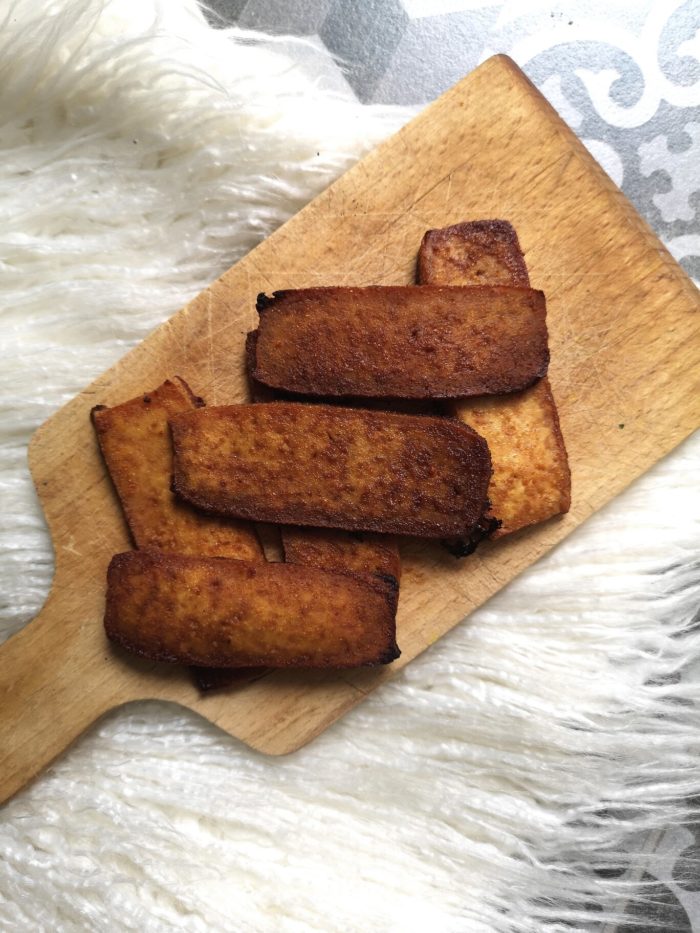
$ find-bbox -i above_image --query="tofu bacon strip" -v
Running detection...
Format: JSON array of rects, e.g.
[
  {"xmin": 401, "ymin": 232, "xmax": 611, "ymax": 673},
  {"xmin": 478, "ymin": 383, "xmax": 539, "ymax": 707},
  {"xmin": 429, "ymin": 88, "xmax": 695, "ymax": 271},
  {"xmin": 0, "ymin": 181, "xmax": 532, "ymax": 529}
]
[
  {"xmin": 105, "ymin": 550, "xmax": 399, "ymax": 669},
  {"xmin": 246, "ymin": 336, "xmax": 404, "ymax": 611},
  {"xmin": 281, "ymin": 528, "xmax": 401, "ymax": 607},
  {"xmin": 91, "ymin": 377, "xmax": 263, "ymax": 560},
  {"xmin": 252, "ymin": 286, "xmax": 549, "ymax": 399},
  {"xmin": 417, "ymin": 219, "xmax": 531, "ymax": 288},
  {"xmin": 171, "ymin": 402, "xmax": 492, "ymax": 538},
  {"xmin": 417, "ymin": 220, "xmax": 571, "ymax": 537}
]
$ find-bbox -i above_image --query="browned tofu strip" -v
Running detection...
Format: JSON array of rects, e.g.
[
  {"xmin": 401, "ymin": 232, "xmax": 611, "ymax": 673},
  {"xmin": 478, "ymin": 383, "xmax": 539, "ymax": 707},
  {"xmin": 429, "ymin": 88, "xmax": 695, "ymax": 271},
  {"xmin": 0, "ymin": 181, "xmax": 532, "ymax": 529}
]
[
  {"xmin": 418, "ymin": 219, "xmax": 530, "ymax": 287},
  {"xmin": 91, "ymin": 377, "xmax": 263, "ymax": 560},
  {"xmin": 170, "ymin": 402, "xmax": 492, "ymax": 538},
  {"xmin": 245, "ymin": 336, "xmax": 404, "ymax": 610},
  {"xmin": 252, "ymin": 286, "xmax": 549, "ymax": 399},
  {"xmin": 245, "ymin": 331, "xmax": 277, "ymax": 403},
  {"xmin": 282, "ymin": 528, "xmax": 401, "ymax": 583},
  {"xmin": 105, "ymin": 550, "xmax": 400, "ymax": 668},
  {"xmin": 417, "ymin": 220, "xmax": 571, "ymax": 537},
  {"xmin": 246, "ymin": 329, "xmax": 439, "ymax": 414},
  {"xmin": 282, "ymin": 527, "xmax": 401, "ymax": 606}
]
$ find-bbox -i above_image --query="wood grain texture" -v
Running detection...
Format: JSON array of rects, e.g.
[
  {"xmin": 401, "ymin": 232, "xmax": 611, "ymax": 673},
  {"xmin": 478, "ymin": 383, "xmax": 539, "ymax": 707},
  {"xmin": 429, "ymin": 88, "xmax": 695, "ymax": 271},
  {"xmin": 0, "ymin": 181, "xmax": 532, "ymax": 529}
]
[{"xmin": 1, "ymin": 55, "xmax": 698, "ymax": 804}]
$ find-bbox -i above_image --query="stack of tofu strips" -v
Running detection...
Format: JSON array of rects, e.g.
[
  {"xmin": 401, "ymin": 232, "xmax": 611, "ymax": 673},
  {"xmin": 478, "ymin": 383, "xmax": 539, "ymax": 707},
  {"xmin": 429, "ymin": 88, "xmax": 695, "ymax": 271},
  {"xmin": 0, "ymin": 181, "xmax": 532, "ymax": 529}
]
[{"xmin": 94, "ymin": 221, "xmax": 570, "ymax": 686}]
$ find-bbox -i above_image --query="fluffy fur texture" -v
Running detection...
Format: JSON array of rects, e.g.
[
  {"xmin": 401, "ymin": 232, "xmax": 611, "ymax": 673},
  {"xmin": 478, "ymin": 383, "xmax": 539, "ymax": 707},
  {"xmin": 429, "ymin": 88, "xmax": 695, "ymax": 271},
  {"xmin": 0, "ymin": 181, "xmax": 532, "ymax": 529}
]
[{"xmin": 1, "ymin": 1, "xmax": 699, "ymax": 930}]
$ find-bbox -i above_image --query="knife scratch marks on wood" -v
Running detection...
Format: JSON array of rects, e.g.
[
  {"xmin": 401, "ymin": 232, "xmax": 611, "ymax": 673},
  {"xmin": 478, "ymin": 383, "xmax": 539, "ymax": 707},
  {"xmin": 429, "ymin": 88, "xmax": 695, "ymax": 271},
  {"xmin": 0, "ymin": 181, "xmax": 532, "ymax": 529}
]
[
  {"xmin": 62, "ymin": 535, "xmax": 82, "ymax": 558},
  {"xmin": 520, "ymin": 150, "xmax": 571, "ymax": 198},
  {"xmin": 337, "ymin": 674, "xmax": 375, "ymax": 698},
  {"xmin": 552, "ymin": 150, "xmax": 576, "ymax": 188},
  {"xmin": 444, "ymin": 171, "xmax": 454, "ymax": 208},
  {"xmin": 411, "ymin": 161, "xmax": 471, "ymax": 211},
  {"xmin": 245, "ymin": 257, "xmax": 275, "ymax": 290}
]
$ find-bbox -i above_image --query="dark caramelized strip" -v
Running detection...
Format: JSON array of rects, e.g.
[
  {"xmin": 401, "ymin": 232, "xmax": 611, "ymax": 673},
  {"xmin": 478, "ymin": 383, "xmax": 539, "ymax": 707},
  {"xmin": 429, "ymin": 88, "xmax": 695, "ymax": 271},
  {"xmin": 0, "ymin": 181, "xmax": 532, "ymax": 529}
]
[
  {"xmin": 91, "ymin": 377, "xmax": 263, "ymax": 560},
  {"xmin": 252, "ymin": 286, "xmax": 549, "ymax": 399},
  {"xmin": 282, "ymin": 527, "xmax": 401, "ymax": 583},
  {"xmin": 245, "ymin": 331, "xmax": 277, "ymax": 403},
  {"xmin": 246, "ymin": 329, "xmax": 439, "ymax": 414},
  {"xmin": 417, "ymin": 221, "xmax": 571, "ymax": 536},
  {"xmin": 170, "ymin": 402, "xmax": 492, "ymax": 538},
  {"xmin": 105, "ymin": 550, "xmax": 399, "ymax": 669},
  {"xmin": 282, "ymin": 527, "xmax": 401, "ymax": 607}
]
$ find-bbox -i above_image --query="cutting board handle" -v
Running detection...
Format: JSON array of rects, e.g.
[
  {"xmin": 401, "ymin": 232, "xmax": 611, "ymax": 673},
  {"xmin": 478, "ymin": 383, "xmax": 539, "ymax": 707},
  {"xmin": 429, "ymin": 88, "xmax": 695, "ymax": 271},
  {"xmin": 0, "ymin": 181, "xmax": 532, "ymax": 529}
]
[{"xmin": 0, "ymin": 592, "xmax": 114, "ymax": 805}]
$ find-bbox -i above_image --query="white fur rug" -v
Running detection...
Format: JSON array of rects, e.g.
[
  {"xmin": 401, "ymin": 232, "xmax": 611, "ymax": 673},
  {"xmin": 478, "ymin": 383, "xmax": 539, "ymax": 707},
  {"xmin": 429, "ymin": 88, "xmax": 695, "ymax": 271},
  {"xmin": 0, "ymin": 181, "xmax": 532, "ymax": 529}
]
[{"xmin": 1, "ymin": 1, "xmax": 699, "ymax": 930}]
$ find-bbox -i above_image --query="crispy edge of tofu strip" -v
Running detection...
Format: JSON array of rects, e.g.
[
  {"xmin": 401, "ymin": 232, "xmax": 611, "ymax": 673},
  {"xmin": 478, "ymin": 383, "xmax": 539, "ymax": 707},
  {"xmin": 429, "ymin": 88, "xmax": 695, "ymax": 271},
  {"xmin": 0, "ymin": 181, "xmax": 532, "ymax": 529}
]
[
  {"xmin": 245, "ymin": 331, "xmax": 278, "ymax": 403},
  {"xmin": 170, "ymin": 402, "xmax": 492, "ymax": 538},
  {"xmin": 91, "ymin": 377, "xmax": 264, "ymax": 561},
  {"xmin": 281, "ymin": 527, "xmax": 401, "ymax": 609},
  {"xmin": 252, "ymin": 286, "xmax": 549, "ymax": 400},
  {"xmin": 246, "ymin": 329, "xmax": 439, "ymax": 415},
  {"xmin": 105, "ymin": 550, "xmax": 400, "ymax": 669},
  {"xmin": 417, "ymin": 219, "xmax": 531, "ymax": 287},
  {"xmin": 417, "ymin": 220, "xmax": 571, "ymax": 537}
]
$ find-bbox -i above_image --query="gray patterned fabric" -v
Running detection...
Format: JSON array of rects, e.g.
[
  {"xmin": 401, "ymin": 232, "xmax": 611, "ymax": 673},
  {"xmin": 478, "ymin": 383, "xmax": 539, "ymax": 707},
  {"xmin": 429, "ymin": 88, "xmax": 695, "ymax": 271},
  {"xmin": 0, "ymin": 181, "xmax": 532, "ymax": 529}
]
[
  {"xmin": 204, "ymin": 2, "xmax": 700, "ymax": 929},
  {"xmin": 206, "ymin": 0, "xmax": 700, "ymax": 286}
]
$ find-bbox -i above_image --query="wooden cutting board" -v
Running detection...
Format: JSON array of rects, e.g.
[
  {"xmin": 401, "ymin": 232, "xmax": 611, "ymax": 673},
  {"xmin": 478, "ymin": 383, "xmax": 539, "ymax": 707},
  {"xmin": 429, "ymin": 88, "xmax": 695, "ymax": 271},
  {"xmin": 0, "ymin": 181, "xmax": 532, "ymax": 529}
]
[{"xmin": 1, "ymin": 55, "xmax": 698, "ymax": 805}]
